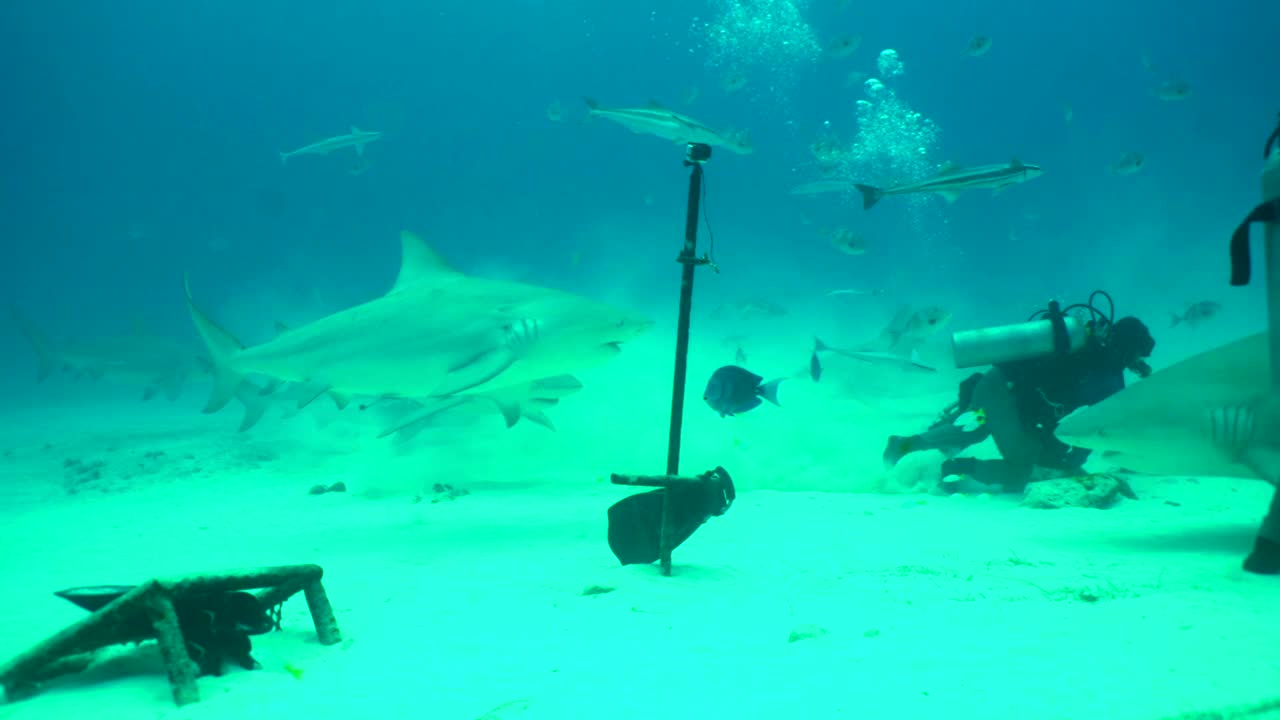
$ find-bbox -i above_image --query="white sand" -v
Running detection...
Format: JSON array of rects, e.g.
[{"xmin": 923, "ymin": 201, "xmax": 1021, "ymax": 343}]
[{"xmin": 2, "ymin": 338, "xmax": 1280, "ymax": 720}]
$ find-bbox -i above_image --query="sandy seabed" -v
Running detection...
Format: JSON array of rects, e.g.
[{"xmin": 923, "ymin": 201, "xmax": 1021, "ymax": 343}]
[{"xmin": 1, "ymin": 343, "xmax": 1279, "ymax": 720}]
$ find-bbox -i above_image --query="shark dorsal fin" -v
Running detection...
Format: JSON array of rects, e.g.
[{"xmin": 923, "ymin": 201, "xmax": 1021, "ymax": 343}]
[
  {"xmin": 647, "ymin": 99, "xmax": 666, "ymax": 109},
  {"xmin": 937, "ymin": 162, "xmax": 962, "ymax": 175},
  {"xmin": 1010, "ymin": 157, "xmax": 1024, "ymax": 169},
  {"xmin": 273, "ymin": 320, "xmax": 291, "ymax": 336},
  {"xmin": 391, "ymin": 231, "xmax": 461, "ymax": 292},
  {"xmin": 350, "ymin": 125, "xmax": 362, "ymax": 135}
]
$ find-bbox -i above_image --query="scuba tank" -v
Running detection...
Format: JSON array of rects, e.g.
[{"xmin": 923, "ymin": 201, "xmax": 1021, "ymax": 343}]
[
  {"xmin": 951, "ymin": 293, "xmax": 1115, "ymax": 369},
  {"xmin": 951, "ymin": 311, "xmax": 1087, "ymax": 369}
]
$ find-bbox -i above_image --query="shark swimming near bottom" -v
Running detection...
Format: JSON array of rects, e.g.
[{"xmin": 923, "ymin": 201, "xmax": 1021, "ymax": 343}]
[
  {"xmin": 1055, "ymin": 332, "xmax": 1280, "ymax": 486},
  {"xmin": 185, "ymin": 231, "xmax": 653, "ymax": 427},
  {"xmin": 9, "ymin": 306, "xmax": 209, "ymax": 402}
]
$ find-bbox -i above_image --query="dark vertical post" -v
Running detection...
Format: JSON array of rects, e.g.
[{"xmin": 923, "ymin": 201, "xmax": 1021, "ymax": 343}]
[
  {"xmin": 143, "ymin": 589, "xmax": 200, "ymax": 706},
  {"xmin": 303, "ymin": 580, "xmax": 343, "ymax": 646},
  {"xmin": 667, "ymin": 160, "xmax": 704, "ymax": 477},
  {"xmin": 659, "ymin": 150, "xmax": 707, "ymax": 576}
]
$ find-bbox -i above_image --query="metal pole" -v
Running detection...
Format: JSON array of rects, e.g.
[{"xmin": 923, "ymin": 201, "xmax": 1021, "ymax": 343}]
[
  {"xmin": 666, "ymin": 159, "xmax": 704, "ymax": 477},
  {"xmin": 1262, "ymin": 149, "xmax": 1280, "ymax": 387}
]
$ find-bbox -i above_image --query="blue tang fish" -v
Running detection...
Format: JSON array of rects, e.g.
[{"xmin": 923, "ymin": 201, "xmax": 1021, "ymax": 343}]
[{"xmin": 703, "ymin": 365, "xmax": 783, "ymax": 417}]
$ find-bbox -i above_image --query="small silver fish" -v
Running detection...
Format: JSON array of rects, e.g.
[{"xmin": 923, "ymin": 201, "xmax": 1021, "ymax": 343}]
[
  {"xmin": 965, "ymin": 36, "xmax": 992, "ymax": 57},
  {"xmin": 721, "ymin": 71, "xmax": 748, "ymax": 93},
  {"xmin": 825, "ymin": 227, "xmax": 866, "ymax": 255},
  {"xmin": 1109, "ymin": 152, "xmax": 1145, "ymax": 175},
  {"xmin": 826, "ymin": 35, "xmax": 862, "ymax": 59},
  {"xmin": 1170, "ymin": 301, "xmax": 1222, "ymax": 329},
  {"xmin": 826, "ymin": 288, "xmax": 884, "ymax": 297},
  {"xmin": 1155, "ymin": 80, "xmax": 1192, "ymax": 101}
]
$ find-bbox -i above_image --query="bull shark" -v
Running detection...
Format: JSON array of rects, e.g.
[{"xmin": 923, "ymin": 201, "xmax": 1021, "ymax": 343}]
[
  {"xmin": 243, "ymin": 373, "xmax": 583, "ymax": 438},
  {"xmin": 10, "ymin": 306, "xmax": 207, "ymax": 402},
  {"xmin": 279, "ymin": 126, "xmax": 382, "ymax": 165},
  {"xmin": 1055, "ymin": 332, "xmax": 1280, "ymax": 486},
  {"xmin": 854, "ymin": 158, "xmax": 1043, "ymax": 209},
  {"xmin": 185, "ymin": 231, "xmax": 652, "ymax": 420},
  {"xmin": 583, "ymin": 98, "xmax": 753, "ymax": 155}
]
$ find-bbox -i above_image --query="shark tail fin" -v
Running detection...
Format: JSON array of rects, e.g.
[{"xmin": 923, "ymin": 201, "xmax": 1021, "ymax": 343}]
[
  {"xmin": 184, "ymin": 276, "xmax": 246, "ymax": 414},
  {"xmin": 853, "ymin": 184, "xmax": 885, "ymax": 210},
  {"xmin": 8, "ymin": 305, "xmax": 56, "ymax": 382},
  {"xmin": 760, "ymin": 378, "xmax": 784, "ymax": 407}
]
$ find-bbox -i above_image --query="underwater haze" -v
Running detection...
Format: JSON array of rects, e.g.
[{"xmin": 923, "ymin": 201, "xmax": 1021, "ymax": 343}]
[{"xmin": 2, "ymin": 1, "xmax": 1280, "ymax": 718}]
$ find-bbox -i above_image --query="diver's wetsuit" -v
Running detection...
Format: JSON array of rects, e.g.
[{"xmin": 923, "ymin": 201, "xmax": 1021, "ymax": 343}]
[{"xmin": 887, "ymin": 337, "xmax": 1127, "ymax": 491}]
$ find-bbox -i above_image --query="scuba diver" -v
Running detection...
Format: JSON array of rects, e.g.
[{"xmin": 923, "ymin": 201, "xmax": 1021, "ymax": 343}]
[{"xmin": 883, "ymin": 292, "xmax": 1155, "ymax": 492}]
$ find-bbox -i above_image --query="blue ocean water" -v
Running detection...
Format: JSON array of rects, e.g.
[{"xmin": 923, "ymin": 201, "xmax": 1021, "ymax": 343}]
[
  {"xmin": 3, "ymin": 0, "xmax": 1276, "ymax": 394},
  {"xmin": 3, "ymin": 4, "xmax": 1280, "ymax": 716}
]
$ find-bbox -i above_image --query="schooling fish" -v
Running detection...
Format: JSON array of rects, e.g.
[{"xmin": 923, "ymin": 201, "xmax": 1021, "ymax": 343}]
[{"xmin": 703, "ymin": 365, "xmax": 783, "ymax": 417}]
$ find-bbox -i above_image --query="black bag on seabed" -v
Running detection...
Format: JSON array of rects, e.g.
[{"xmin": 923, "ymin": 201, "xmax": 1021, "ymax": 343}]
[{"xmin": 606, "ymin": 467, "xmax": 735, "ymax": 565}]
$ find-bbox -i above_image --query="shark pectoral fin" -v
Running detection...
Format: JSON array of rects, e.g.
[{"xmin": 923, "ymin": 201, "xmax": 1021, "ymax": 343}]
[
  {"xmin": 991, "ymin": 186, "xmax": 1004, "ymax": 197},
  {"xmin": 937, "ymin": 190, "xmax": 961, "ymax": 204},
  {"xmin": 532, "ymin": 375, "xmax": 584, "ymax": 396},
  {"xmin": 329, "ymin": 391, "xmax": 351, "ymax": 410},
  {"xmin": 1244, "ymin": 447, "xmax": 1280, "ymax": 486},
  {"xmin": 258, "ymin": 378, "xmax": 284, "ymax": 396},
  {"xmin": 493, "ymin": 399, "xmax": 521, "ymax": 428},
  {"xmin": 525, "ymin": 410, "xmax": 555, "ymax": 430},
  {"xmin": 376, "ymin": 397, "xmax": 470, "ymax": 441},
  {"xmin": 434, "ymin": 347, "xmax": 519, "ymax": 396},
  {"xmin": 1243, "ymin": 395, "xmax": 1280, "ymax": 485},
  {"xmin": 234, "ymin": 381, "xmax": 271, "ymax": 432},
  {"xmin": 297, "ymin": 384, "xmax": 331, "ymax": 410}
]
